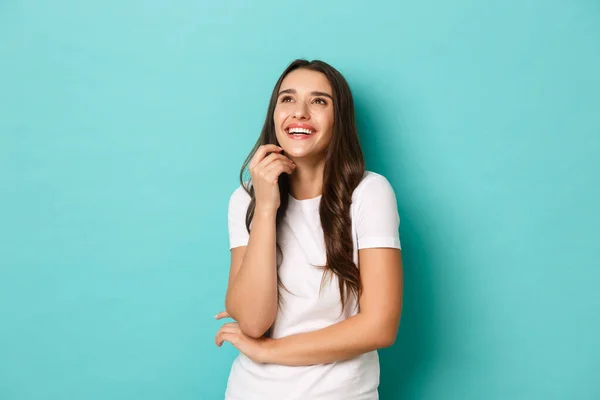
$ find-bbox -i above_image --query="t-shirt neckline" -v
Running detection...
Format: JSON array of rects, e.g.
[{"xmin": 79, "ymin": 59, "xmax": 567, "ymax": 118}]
[{"xmin": 287, "ymin": 193, "xmax": 322, "ymax": 210}]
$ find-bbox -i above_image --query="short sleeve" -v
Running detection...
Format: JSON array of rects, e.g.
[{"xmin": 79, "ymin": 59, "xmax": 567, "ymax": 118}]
[
  {"xmin": 228, "ymin": 185, "xmax": 251, "ymax": 249},
  {"xmin": 355, "ymin": 174, "xmax": 401, "ymax": 250}
]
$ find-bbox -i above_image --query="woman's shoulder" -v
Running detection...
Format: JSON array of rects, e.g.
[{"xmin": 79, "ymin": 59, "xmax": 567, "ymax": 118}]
[
  {"xmin": 352, "ymin": 170, "xmax": 395, "ymax": 201},
  {"xmin": 229, "ymin": 181, "xmax": 252, "ymax": 209}
]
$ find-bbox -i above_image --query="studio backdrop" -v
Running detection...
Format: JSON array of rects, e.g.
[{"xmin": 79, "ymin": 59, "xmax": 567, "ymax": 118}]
[{"xmin": 1, "ymin": 1, "xmax": 598, "ymax": 399}]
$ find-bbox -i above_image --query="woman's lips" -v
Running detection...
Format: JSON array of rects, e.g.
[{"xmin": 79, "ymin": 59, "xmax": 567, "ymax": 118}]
[
  {"xmin": 286, "ymin": 122, "xmax": 316, "ymax": 131},
  {"xmin": 285, "ymin": 123, "xmax": 316, "ymax": 140},
  {"xmin": 286, "ymin": 131, "xmax": 315, "ymax": 140}
]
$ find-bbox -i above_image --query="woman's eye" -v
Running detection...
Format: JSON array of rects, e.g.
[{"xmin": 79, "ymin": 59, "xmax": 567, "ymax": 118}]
[
  {"xmin": 281, "ymin": 96, "xmax": 293, "ymax": 103},
  {"xmin": 313, "ymin": 97, "xmax": 327, "ymax": 105}
]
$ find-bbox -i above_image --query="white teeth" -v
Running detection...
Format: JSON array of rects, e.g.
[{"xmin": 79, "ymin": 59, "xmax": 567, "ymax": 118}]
[{"xmin": 288, "ymin": 128, "xmax": 313, "ymax": 134}]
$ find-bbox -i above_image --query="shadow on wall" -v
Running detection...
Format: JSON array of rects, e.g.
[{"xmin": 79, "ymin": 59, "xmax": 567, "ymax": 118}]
[{"xmin": 354, "ymin": 92, "xmax": 439, "ymax": 399}]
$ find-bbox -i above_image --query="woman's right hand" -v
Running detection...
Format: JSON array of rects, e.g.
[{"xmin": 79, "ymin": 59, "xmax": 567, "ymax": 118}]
[{"xmin": 249, "ymin": 144, "xmax": 296, "ymax": 214}]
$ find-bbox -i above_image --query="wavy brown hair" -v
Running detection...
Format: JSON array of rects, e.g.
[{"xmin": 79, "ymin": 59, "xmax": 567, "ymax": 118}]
[{"xmin": 239, "ymin": 59, "xmax": 365, "ymax": 312}]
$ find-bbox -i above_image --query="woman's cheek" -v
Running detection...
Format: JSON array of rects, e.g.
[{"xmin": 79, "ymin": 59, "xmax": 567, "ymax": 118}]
[{"xmin": 273, "ymin": 108, "xmax": 288, "ymax": 125}]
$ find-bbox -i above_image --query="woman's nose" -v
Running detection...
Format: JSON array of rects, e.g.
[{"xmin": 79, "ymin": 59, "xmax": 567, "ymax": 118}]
[{"xmin": 293, "ymin": 102, "xmax": 309, "ymax": 119}]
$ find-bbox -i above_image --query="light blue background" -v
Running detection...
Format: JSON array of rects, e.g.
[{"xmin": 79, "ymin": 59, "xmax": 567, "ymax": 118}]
[{"xmin": 1, "ymin": 1, "xmax": 599, "ymax": 399}]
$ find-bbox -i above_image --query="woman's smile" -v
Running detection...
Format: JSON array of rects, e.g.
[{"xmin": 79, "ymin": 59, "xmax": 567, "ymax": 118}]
[{"xmin": 285, "ymin": 122, "xmax": 317, "ymax": 140}]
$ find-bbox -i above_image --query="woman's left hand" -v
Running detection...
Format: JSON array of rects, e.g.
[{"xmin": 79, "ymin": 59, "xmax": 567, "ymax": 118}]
[{"xmin": 214, "ymin": 311, "xmax": 271, "ymax": 364}]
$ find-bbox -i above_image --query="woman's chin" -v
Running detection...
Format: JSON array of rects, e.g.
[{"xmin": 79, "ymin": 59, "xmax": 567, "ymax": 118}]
[
  {"xmin": 282, "ymin": 147, "xmax": 313, "ymax": 159},
  {"xmin": 279, "ymin": 138, "xmax": 329, "ymax": 160}
]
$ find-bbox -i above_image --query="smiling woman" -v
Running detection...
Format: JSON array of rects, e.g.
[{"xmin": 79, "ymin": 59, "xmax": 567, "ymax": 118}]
[
  {"xmin": 275, "ymin": 70, "xmax": 335, "ymax": 160},
  {"xmin": 215, "ymin": 59, "xmax": 403, "ymax": 400}
]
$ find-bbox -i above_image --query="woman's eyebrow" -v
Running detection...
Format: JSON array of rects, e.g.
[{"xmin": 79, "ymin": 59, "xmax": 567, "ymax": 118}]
[
  {"xmin": 278, "ymin": 88, "xmax": 333, "ymax": 100},
  {"xmin": 311, "ymin": 91, "xmax": 333, "ymax": 100},
  {"xmin": 278, "ymin": 88, "xmax": 296, "ymax": 96}
]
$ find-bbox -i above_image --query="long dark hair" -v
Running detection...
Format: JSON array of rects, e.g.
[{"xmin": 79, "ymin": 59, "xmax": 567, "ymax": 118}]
[{"xmin": 239, "ymin": 59, "xmax": 365, "ymax": 312}]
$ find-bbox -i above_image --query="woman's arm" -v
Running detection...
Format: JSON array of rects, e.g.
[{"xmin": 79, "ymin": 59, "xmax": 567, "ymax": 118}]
[
  {"xmin": 261, "ymin": 247, "xmax": 403, "ymax": 366},
  {"xmin": 225, "ymin": 210, "xmax": 278, "ymax": 338},
  {"xmin": 225, "ymin": 145, "xmax": 295, "ymax": 338}
]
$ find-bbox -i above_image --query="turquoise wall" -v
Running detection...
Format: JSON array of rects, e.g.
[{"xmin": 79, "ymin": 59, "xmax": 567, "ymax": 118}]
[{"xmin": 1, "ymin": 1, "xmax": 598, "ymax": 399}]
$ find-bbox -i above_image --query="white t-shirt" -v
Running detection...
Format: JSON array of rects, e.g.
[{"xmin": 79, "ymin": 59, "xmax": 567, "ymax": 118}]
[{"xmin": 225, "ymin": 171, "xmax": 401, "ymax": 400}]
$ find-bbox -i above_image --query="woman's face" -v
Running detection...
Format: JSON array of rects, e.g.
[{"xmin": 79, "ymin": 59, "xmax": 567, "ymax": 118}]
[{"xmin": 273, "ymin": 69, "xmax": 334, "ymax": 160}]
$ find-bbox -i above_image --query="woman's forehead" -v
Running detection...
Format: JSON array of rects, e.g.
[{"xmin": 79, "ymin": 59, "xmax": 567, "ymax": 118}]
[{"xmin": 280, "ymin": 69, "xmax": 332, "ymax": 94}]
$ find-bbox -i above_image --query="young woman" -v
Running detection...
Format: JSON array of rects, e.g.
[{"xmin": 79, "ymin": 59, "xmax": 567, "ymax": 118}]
[{"xmin": 214, "ymin": 59, "xmax": 403, "ymax": 400}]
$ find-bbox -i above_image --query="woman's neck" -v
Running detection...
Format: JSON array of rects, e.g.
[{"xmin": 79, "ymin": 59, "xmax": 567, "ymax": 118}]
[{"xmin": 288, "ymin": 157, "xmax": 325, "ymax": 200}]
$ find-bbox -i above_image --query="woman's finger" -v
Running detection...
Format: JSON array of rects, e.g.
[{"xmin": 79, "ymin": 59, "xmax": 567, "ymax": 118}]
[
  {"xmin": 215, "ymin": 321, "xmax": 242, "ymax": 345},
  {"xmin": 255, "ymin": 152, "xmax": 294, "ymax": 171},
  {"xmin": 214, "ymin": 311, "xmax": 231, "ymax": 320},
  {"xmin": 216, "ymin": 331, "xmax": 238, "ymax": 347},
  {"xmin": 219, "ymin": 322, "xmax": 240, "ymax": 331},
  {"xmin": 249, "ymin": 145, "xmax": 282, "ymax": 169},
  {"xmin": 264, "ymin": 161, "xmax": 295, "ymax": 182},
  {"xmin": 215, "ymin": 323, "xmax": 240, "ymax": 337},
  {"xmin": 215, "ymin": 329, "xmax": 232, "ymax": 346}
]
